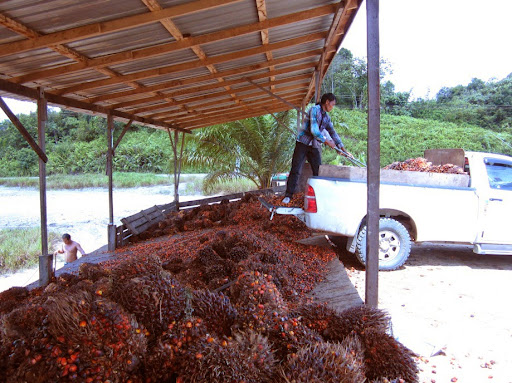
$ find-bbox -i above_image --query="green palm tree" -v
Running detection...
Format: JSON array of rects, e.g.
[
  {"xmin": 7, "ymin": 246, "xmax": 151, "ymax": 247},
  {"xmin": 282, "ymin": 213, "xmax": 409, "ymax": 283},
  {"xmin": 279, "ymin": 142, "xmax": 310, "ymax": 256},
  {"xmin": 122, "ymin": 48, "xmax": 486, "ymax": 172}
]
[{"xmin": 184, "ymin": 111, "xmax": 295, "ymax": 191}]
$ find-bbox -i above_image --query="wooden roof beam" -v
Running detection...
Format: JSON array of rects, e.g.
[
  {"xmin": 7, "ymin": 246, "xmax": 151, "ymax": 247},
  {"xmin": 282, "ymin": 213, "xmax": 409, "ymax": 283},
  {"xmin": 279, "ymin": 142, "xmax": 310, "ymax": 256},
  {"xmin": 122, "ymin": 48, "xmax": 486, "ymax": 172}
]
[
  {"xmin": 182, "ymin": 102, "xmax": 301, "ymax": 130},
  {"xmin": 0, "ymin": 97, "xmax": 48, "ymax": 162},
  {"xmin": 55, "ymin": 31, "xmax": 326, "ymax": 95},
  {"xmin": 166, "ymin": 92, "xmax": 304, "ymax": 125},
  {"xmin": 255, "ymin": 0, "xmax": 275, "ymax": 90},
  {"xmin": 111, "ymin": 62, "xmax": 314, "ymax": 110},
  {"xmin": 88, "ymin": 49, "xmax": 320, "ymax": 104},
  {"xmin": 302, "ymin": 0, "xmax": 361, "ymax": 106},
  {"xmin": 9, "ymin": 4, "xmax": 334, "ymax": 85},
  {"xmin": 243, "ymin": 77, "xmax": 303, "ymax": 114},
  {"xmin": 0, "ymin": 11, "xmax": 145, "ymax": 92},
  {"xmin": 149, "ymin": 86, "xmax": 305, "ymax": 122},
  {"xmin": 0, "ymin": 78, "xmax": 189, "ymax": 133},
  {"xmin": 141, "ymin": 0, "xmax": 244, "ymax": 113},
  {"xmin": 0, "ymin": 0, "xmax": 243, "ymax": 58},
  {"xmin": 153, "ymin": 89, "xmax": 305, "ymax": 126},
  {"xmin": 133, "ymin": 75, "xmax": 310, "ymax": 116}
]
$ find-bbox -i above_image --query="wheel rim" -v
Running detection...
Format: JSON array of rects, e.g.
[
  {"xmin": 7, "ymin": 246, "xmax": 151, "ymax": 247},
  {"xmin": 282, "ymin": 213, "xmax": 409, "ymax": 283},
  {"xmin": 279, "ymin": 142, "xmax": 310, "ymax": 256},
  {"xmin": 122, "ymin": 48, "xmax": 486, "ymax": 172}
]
[{"xmin": 378, "ymin": 230, "xmax": 401, "ymax": 262}]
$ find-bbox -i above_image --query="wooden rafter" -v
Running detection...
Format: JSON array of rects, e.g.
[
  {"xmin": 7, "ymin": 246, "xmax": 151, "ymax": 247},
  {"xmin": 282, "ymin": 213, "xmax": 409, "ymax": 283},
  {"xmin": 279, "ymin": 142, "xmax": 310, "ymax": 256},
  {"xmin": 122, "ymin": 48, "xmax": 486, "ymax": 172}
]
[
  {"xmin": 141, "ymin": 0, "xmax": 243, "ymax": 122},
  {"xmin": 255, "ymin": 0, "xmax": 275, "ymax": 90},
  {"xmin": 88, "ymin": 49, "xmax": 320, "ymax": 104},
  {"xmin": 55, "ymin": 32, "xmax": 326, "ymax": 95},
  {"xmin": 302, "ymin": 0, "xmax": 362, "ymax": 106},
  {"xmin": 0, "ymin": 0, "xmax": 243, "ymax": 58},
  {"xmin": 130, "ymin": 75, "xmax": 310, "ymax": 115},
  {"xmin": 8, "ymin": 4, "xmax": 334, "ymax": 85},
  {"xmin": 111, "ymin": 62, "xmax": 314, "ymax": 110},
  {"xmin": 0, "ymin": 12, "xmax": 143, "ymax": 91},
  {"xmin": 0, "ymin": 0, "xmax": 362, "ymax": 131}
]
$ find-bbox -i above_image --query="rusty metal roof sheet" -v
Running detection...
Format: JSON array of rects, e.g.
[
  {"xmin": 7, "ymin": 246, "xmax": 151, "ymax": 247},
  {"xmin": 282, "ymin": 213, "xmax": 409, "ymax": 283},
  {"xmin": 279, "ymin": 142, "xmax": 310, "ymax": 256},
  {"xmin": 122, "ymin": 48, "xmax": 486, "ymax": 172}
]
[{"xmin": 0, "ymin": 0, "xmax": 362, "ymax": 132}]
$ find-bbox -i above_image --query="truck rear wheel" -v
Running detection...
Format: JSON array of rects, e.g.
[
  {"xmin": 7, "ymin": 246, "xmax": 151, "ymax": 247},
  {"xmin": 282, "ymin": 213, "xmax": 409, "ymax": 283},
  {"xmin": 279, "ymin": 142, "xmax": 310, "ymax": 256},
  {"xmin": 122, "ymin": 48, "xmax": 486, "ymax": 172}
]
[{"xmin": 355, "ymin": 218, "xmax": 411, "ymax": 271}]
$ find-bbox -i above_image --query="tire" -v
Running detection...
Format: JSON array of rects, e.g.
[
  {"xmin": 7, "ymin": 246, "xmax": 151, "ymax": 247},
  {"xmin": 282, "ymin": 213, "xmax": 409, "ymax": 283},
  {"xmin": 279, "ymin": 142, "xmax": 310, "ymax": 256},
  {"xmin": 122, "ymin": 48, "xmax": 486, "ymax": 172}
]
[{"xmin": 355, "ymin": 218, "xmax": 411, "ymax": 271}]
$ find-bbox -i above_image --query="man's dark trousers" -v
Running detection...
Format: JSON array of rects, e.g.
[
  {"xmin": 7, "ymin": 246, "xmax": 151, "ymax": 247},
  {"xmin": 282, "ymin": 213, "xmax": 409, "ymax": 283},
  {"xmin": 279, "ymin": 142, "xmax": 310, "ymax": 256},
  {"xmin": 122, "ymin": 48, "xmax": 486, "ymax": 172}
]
[{"xmin": 285, "ymin": 141, "xmax": 321, "ymax": 198}]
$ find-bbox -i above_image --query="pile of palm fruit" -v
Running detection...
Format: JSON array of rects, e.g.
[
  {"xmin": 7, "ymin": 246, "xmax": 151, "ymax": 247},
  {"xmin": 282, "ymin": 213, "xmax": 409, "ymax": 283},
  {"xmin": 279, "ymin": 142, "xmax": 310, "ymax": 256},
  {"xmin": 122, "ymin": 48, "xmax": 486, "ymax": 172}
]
[
  {"xmin": 384, "ymin": 157, "xmax": 465, "ymax": 173},
  {"xmin": 0, "ymin": 194, "xmax": 419, "ymax": 382}
]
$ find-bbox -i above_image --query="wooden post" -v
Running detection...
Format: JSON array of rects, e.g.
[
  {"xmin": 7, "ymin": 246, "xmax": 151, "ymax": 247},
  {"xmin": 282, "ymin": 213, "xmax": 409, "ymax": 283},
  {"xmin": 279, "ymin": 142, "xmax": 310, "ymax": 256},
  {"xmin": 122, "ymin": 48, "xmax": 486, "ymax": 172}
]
[
  {"xmin": 365, "ymin": 0, "xmax": 380, "ymax": 308},
  {"xmin": 107, "ymin": 114, "xmax": 116, "ymax": 251},
  {"xmin": 37, "ymin": 88, "xmax": 52, "ymax": 286},
  {"xmin": 314, "ymin": 70, "xmax": 321, "ymax": 103}
]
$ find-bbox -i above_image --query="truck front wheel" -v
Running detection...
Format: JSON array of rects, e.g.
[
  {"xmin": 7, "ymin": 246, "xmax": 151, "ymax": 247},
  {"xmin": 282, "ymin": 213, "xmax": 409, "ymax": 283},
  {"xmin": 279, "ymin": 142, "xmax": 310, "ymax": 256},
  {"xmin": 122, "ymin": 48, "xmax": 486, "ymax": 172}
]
[{"xmin": 355, "ymin": 218, "xmax": 412, "ymax": 271}]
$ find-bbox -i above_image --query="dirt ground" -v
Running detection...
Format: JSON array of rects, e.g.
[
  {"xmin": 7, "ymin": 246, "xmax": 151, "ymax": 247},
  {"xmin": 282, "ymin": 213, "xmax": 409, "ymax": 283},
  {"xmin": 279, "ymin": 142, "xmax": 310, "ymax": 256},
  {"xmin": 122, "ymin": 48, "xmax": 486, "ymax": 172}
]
[{"xmin": 338, "ymin": 242, "xmax": 512, "ymax": 383}]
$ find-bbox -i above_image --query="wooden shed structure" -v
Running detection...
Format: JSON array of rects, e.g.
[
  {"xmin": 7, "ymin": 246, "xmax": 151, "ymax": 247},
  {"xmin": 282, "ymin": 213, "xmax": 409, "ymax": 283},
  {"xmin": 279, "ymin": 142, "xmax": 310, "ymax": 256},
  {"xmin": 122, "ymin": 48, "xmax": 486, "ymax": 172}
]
[
  {"xmin": 0, "ymin": 0, "xmax": 382, "ymax": 306},
  {"xmin": 0, "ymin": 0, "xmax": 362, "ymax": 130}
]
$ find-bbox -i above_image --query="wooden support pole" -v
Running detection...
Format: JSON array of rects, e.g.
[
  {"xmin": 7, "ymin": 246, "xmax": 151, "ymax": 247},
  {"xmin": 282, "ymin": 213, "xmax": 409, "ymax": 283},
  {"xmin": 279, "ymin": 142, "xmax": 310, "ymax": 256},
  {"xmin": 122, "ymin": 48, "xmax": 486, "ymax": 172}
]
[
  {"xmin": 167, "ymin": 128, "xmax": 179, "ymax": 210},
  {"xmin": 107, "ymin": 114, "xmax": 116, "ymax": 251},
  {"xmin": 0, "ymin": 97, "xmax": 48, "ymax": 162},
  {"xmin": 113, "ymin": 119, "xmax": 133, "ymax": 152},
  {"xmin": 365, "ymin": 0, "xmax": 380, "ymax": 308},
  {"xmin": 314, "ymin": 70, "xmax": 321, "ymax": 103},
  {"xmin": 37, "ymin": 88, "xmax": 52, "ymax": 286},
  {"xmin": 167, "ymin": 128, "xmax": 186, "ymax": 210}
]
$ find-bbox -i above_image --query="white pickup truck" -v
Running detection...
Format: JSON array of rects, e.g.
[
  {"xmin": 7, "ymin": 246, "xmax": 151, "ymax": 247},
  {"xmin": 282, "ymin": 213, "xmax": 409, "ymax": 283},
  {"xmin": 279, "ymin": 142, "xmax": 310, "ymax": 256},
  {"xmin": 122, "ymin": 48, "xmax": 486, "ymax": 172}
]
[{"xmin": 265, "ymin": 150, "xmax": 512, "ymax": 270}]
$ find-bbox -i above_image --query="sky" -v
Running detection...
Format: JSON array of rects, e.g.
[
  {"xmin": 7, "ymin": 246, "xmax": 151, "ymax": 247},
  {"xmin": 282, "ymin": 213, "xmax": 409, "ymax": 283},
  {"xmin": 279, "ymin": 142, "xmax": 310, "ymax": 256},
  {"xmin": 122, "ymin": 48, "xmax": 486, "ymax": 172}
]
[
  {"xmin": 1, "ymin": 0, "xmax": 511, "ymax": 121},
  {"xmin": 342, "ymin": 0, "xmax": 512, "ymax": 99}
]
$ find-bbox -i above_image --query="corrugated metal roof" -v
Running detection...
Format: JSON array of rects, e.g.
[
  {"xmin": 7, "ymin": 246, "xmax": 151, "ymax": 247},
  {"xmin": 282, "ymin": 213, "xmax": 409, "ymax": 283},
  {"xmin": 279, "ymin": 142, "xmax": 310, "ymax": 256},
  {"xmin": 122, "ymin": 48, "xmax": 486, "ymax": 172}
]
[{"xmin": 0, "ymin": 0, "xmax": 362, "ymax": 131}]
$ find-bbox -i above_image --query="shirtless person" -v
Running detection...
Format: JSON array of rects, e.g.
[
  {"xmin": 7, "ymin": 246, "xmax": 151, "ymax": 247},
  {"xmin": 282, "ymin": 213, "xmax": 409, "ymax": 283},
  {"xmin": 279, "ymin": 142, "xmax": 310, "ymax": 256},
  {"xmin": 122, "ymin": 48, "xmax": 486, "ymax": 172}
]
[{"xmin": 54, "ymin": 233, "xmax": 86, "ymax": 264}]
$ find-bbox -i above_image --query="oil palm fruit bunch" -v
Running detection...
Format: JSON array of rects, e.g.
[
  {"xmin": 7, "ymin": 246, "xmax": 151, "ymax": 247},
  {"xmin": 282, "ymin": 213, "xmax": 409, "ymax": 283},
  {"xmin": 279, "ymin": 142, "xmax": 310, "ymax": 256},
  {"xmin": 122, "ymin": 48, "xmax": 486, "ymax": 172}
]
[{"xmin": 278, "ymin": 335, "xmax": 365, "ymax": 383}]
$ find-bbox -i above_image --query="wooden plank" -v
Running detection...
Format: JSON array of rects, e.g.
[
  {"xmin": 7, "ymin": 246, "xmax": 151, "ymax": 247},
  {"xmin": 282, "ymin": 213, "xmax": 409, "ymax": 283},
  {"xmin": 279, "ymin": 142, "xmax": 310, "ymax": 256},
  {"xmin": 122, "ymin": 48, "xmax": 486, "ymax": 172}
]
[
  {"xmin": 308, "ymin": 258, "xmax": 363, "ymax": 312},
  {"xmin": 178, "ymin": 193, "xmax": 245, "ymax": 208},
  {"xmin": 319, "ymin": 164, "xmax": 470, "ymax": 188},
  {"xmin": 424, "ymin": 148, "xmax": 465, "ymax": 168}
]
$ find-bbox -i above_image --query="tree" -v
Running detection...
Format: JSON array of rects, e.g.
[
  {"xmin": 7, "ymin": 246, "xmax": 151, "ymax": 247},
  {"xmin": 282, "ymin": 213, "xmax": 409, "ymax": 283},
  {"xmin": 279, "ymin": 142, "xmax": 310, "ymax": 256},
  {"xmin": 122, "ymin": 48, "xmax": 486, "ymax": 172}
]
[
  {"xmin": 183, "ymin": 112, "xmax": 295, "ymax": 191},
  {"xmin": 321, "ymin": 48, "xmax": 395, "ymax": 110}
]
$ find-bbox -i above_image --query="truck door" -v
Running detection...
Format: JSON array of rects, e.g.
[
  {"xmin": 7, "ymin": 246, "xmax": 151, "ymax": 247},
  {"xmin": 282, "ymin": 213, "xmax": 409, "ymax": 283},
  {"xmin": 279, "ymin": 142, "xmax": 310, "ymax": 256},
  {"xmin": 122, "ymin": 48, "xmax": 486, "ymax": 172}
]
[{"xmin": 480, "ymin": 157, "xmax": 512, "ymax": 244}]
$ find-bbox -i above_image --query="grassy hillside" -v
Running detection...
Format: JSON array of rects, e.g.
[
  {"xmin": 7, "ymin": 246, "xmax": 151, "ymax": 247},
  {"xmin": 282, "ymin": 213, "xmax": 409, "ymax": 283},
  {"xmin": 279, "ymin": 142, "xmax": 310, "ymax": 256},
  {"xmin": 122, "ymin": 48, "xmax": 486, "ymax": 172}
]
[{"xmin": 327, "ymin": 108, "xmax": 512, "ymax": 166}]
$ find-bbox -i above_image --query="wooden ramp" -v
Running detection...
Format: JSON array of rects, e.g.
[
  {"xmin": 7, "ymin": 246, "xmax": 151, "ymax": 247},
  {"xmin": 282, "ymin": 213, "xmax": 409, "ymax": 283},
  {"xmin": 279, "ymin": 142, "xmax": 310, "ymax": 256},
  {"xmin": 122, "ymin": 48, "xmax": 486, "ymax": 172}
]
[{"xmin": 309, "ymin": 257, "xmax": 363, "ymax": 312}]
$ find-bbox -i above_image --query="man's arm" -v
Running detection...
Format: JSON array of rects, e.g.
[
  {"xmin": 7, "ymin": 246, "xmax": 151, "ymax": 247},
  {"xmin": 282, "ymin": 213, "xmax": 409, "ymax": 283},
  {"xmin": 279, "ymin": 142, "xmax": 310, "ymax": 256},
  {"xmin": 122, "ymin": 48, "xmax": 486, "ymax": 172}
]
[
  {"xmin": 309, "ymin": 106, "xmax": 326, "ymax": 143},
  {"xmin": 75, "ymin": 242, "xmax": 86, "ymax": 256},
  {"xmin": 324, "ymin": 120, "xmax": 344, "ymax": 149}
]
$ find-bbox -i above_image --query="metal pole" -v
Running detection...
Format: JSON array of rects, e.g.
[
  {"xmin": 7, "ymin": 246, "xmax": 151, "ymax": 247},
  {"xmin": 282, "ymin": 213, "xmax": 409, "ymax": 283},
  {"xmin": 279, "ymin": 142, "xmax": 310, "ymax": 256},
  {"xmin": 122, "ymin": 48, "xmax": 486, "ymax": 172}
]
[
  {"xmin": 107, "ymin": 114, "xmax": 116, "ymax": 251},
  {"xmin": 37, "ymin": 88, "xmax": 52, "ymax": 286},
  {"xmin": 365, "ymin": 0, "xmax": 381, "ymax": 307}
]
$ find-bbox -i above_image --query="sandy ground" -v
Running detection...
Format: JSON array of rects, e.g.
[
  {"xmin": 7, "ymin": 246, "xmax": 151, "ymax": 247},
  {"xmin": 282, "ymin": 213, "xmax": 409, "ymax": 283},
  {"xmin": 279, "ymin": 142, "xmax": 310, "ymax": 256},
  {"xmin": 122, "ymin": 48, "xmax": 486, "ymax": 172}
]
[
  {"xmin": 0, "ymin": 183, "xmax": 203, "ymax": 292},
  {"xmin": 338, "ymin": 243, "xmax": 512, "ymax": 383}
]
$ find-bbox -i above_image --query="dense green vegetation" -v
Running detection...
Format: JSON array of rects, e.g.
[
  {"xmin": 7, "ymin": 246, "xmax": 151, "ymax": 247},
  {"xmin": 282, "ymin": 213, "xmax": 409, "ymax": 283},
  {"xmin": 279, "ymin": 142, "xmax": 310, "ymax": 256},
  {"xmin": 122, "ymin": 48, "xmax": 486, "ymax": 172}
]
[
  {"xmin": 0, "ymin": 228, "xmax": 61, "ymax": 273},
  {"xmin": 0, "ymin": 110, "xmax": 207, "ymax": 177}
]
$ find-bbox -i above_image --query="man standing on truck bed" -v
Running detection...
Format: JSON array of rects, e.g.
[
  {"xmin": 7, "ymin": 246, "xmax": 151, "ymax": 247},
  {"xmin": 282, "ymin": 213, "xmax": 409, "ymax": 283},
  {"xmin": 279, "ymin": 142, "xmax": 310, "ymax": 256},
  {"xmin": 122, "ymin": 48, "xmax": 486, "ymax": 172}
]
[{"xmin": 282, "ymin": 93, "xmax": 352, "ymax": 204}]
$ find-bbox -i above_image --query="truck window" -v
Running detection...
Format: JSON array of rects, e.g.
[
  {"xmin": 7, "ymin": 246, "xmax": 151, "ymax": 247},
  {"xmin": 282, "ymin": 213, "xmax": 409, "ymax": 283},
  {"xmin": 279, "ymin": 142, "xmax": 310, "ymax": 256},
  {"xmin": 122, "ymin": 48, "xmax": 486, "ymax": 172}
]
[{"xmin": 485, "ymin": 159, "xmax": 512, "ymax": 190}]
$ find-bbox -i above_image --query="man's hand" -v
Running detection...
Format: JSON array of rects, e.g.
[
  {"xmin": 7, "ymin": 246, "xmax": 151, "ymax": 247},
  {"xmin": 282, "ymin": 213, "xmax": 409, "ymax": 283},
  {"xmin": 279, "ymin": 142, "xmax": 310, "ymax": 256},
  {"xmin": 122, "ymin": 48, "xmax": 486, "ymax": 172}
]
[
  {"xmin": 342, "ymin": 149, "xmax": 354, "ymax": 159},
  {"xmin": 325, "ymin": 139, "xmax": 336, "ymax": 149}
]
